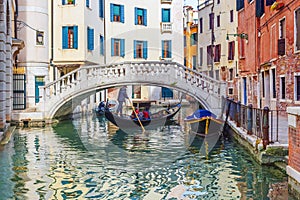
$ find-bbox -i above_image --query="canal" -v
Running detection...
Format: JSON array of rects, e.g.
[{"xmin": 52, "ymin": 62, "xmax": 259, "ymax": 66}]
[{"xmin": 0, "ymin": 105, "xmax": 294, "ymax": 199}]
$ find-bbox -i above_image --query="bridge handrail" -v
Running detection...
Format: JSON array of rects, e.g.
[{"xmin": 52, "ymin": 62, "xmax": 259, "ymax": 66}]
[{"xmin": 41, "ymin": 61, "xmax": 225, "ymax": 90}]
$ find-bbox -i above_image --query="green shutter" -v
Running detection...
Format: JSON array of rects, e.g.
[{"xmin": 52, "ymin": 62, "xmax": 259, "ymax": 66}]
[
  {"xmin": 134, "ymin": 7, "xmax": 138, "ymax": 25},
  {"xmin": 133, "ymin": 40, "xmax": 137, "ymax": 58},
  {"xmin": 120, "ymin": 39, "xmax": 125, "ymax": 57},
  {"xmin": 144, "ymin": 9, "xmax": 147, "ymax": 26},
  {"xmin": 111, "ymin": 38, "xmax": 115, "ymax": 56},
  {"xmin": 110, "ymin": 4, "xmax": 114, "ymax": 21},
  {"xmin": 120, "ymin": 5, "xmax": 125, "ymax": 23}
]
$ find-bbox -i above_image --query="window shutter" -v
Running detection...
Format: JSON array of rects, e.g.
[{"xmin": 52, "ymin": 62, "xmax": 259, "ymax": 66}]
[
  {"xmin": 162, "ymin": 9, "xmax": 170, "ymax": 22},
  {"xmin": 74, "ymin": 0, "xmax": 75, "ymax": 4},
  {"xmin": 168, "ymin": 40, "xmax": 172, "ymax": 58},
  {"xmin": 110, "ymin": 4, "xmax": 114, "ymax": 22},
  {"xmin": 133, "ymin": 40, "xmax": 137, "ymax": 58},
  {"xmin": 256, "ymin": 0, "xmax": 265, "ymax": 17},
  {"xmin": 111, "ymin": 38, "xmax": 115, "ymax": 56},
  {"xmin": 99, "ymin": 0, "xmax": 104, "ymax": 18},
  {"xmin": 278, "ymin": 38, "xmax": 285, "ymax": 56},
  {"xmin": 143, "ymin": 41, "xmax": 148, "ymax": 59},
  {"xmin": 134, "ymin": 8, "xmax": 138, "ymax": 25},
  {"xmin": 90, "ymin": 28, "xmax": 94, "ymax": 50},
  {"xmin": 62, "ymin": 0, "xmax": 65, "ymax": 5},
  {"xmin": 120, "ymin": 39, "xmax": 125, "ymax": 57},
  {"xmin": 87, "ymin": 28, "xmax": 90, "ymax": 50},
  {"xmin": 73, "ymin": 26, "xmax": 78, "ymax": 49},
  {"xmin": 236, "ymin": 0, "xmax": 244, "ymax": 11},
  {"xmin": 62, "ymin": 26, "xmax": 68, "ymax": 49},
  {"xmin": 120, "ymin": 5, "xmax": 125, "ymax": 23},
  {"xmin": 86, "ymin": 0, "xmax": 89, "ymax": 7},
  {"xmin": 100, "ymin": 36, "xmax": 104, "ymax": 55},
  {"xmin": 144, "ymin": 9, "xmax": 147, "ymax": 26}
]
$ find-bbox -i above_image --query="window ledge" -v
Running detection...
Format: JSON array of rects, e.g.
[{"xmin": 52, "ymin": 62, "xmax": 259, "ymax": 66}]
[
  {"xmin": 295, "ymin": 100, "xmax": 300, "ymax": 105},
  {"xmin": 279, "ymin": 99, "xmax": 286, "ymax": 102}
]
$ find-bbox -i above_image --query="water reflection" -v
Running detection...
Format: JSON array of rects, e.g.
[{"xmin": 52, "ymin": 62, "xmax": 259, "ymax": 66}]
[{"xmin": 0, "ymin": 111, "xmax": 294, "ymax": 199}]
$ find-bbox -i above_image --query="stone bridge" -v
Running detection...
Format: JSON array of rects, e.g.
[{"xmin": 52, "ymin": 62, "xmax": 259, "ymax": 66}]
[{"xmin": 37, "ymin": 61, "xmax": 227, "ymax": 121}]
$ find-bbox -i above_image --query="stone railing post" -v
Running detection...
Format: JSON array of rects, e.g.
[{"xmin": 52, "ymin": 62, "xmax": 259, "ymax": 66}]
[
  {"xmin": 236, "ymin": 101, "xmax": 241, "ymax": 127},
  {"xmin": 247, "ymin": 104, "xmax": 253, "ymax": 135},
  {"xmin": 286, "ymin": 107, "xmax": 300, "ymax": 199},
  {"xmin": 262, "ymin": 106, "xmax": 269, "ymax": 149}
]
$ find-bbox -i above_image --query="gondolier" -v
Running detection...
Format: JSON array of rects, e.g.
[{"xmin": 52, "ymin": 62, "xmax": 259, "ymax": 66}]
[{"xmin": 116, "ymin": 86, "xmax": 129, "ymax": 116}]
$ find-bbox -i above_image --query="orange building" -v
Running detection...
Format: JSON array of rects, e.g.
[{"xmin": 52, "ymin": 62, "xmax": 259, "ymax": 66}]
[{"xmin": 184, "ymin": 6, "xmax": 198, "ymax": 70}]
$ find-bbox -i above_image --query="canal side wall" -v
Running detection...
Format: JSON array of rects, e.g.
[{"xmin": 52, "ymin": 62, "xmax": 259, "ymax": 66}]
[
  {"xmin": 286, "ymin": 107, "xmax": 300, "ymax": 199},
  {"xmin": 225, "ymin": 119, "xmax": 288, "ymax": 165}
]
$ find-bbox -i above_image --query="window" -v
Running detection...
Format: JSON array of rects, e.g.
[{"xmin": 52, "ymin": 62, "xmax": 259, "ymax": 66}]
[
  {"xmin": 62, "ymin": 0, "xmax": 75, "ymax": 5},
  {"xmin": 230, "ymin": 10, "xmax": 233, "ymax": 22},
  {"xmin": 184, "ymin": 36, "xmax": 186, "ymax": 47},
  {"xmin": 295, "ymin": 8, "xmax": 300, "ymax": 51},
  {"xmin": 256, "ymin": 0, "xmax": 265, "ymax": 17},
  {"xmin": 266, "ymin": 0, "xmax": 276, "ymax": 6},
  {"xmin": 135, "ymin": 8, "xmax": 147, "ymax": 26},
  {"xmin": 110, "ymin": 4, "xmax": 124, "ymax": 23},
  {"xmin": 100, "ymin": 35, "xmax": 104, "ymax": 55},
  {"xmin": 229, "ymin": 68, "xmax": 233, "ymax": 81},
  {"xmin": 295, "ymin": 75, "xmax": 300, "ymax": 101},
  {"xmin": 207, "ymin": 45, "xmax": 213, "ymax": 65},
  {"xmin": 271, "ymin": 68, "xmax": 276, "ymax": 98},
  {"xmin": 132, "ymin": 85, "xmax": 141, "ymax": 99},
  {"xmin": 262, "ymin": 72, "xmax": 265, "ymax": 98},
  {"xmin": 192, "ymin": 56, "xmax": 196, "ymax": 70},
  {"xmin": 209, "ymin": 13, "xmax": 214, "ymax": 30},
  {"xmin": 280, "ymin": 76, "xmax": 285, "ymax": 99},
  {"xmin": 214, "ymin": 44, "xmax": 221, "ymax": 62},
  {"xmin": 162, "ymin": 40, "xmax": 172, "ymax": 58},
  {"xmin": 228, "ymin": 41, "xmax": 235, "ymax": 60},
  {"xmin": 111, "ymin": 38, "xmax": 125, "ymax": 57},
  {"xmin": 217, "ymin": 15, "xmax": 220, "ymax": 27},
  {"xmin": 190, "ymin": 33, "xmax": 197, "ymax": 45},
  {"xmin": 162, "ymin": 8, "xmax": 170, "ymax": 22},
  {"xmin": 87, "ymin": 27, "xmax": 94, "ymax": 51},
  {"xmin": 240, "ymin": 38, "xmax": 245, "ymax": 58},
  {"xmin": 35, "ymin": 76, "xmax": 45, "ymax": 103},
  {"xmin": 86, "ymin": 0, "xmax": 90, "ymax": 8},
  {"xmin": 134, "ymin": 40, "xmax": 148, "ymax": 59},
  {"xmin": 199, "ymin": 18, "xmax": 203, "ymax": 33},
  {"xmin": 36, "ymin": 31, "xmax": 44, "ymax": 45},
  {"xmin": 228, "ymin": 88, "xmax": 233, "ymax": 95},
  {"xmin": 62, "ymin": 26, "xmax": 78, "ymax": 49},
  {"xmin": 236, "ymin": 0, "xmax": 244, "ymax": 11},
  {"xmin": 215, "ymin": 69, "xmax": 219, "ymax": 80},
  {"xmin": 199, "ymin": 47, "xmax": 203, "ymax": 66},
  {"xmin": 217, "ymin": 0, "xmax": 220, "ymax": 4},
  {"xmin": 99, "ymin": 0, "xmax": 104, "ymax": 18},
  {"xmin": 279, "ymin": 18, "xmax": 286, "ymax": 39}
]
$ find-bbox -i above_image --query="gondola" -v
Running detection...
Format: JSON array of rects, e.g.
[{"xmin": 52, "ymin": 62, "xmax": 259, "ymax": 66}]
[
  {"xmin": 94, "ymin": 100, "xmax": 118, "ymax": 116},
  {"xmin": 104, "ymin": 103, "xmax": 182, "ymax": 131},
  {"xmin": 184, "ymin": 109, "xmax": 224, "ymax": 137}
]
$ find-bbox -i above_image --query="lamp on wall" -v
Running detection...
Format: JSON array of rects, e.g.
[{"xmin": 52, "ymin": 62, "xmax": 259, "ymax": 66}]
[
  {"xmin": 36, "ymin": 31, "xmax": 44, "ymax": 45},
  {"xmin": 226, "ymin": 33, "xmax": 248, "ymax": 40}
]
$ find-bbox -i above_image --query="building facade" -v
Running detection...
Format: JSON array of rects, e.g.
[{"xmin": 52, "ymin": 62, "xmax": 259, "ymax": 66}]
[
  {"xmin": 197, "ymin": 0, "xmax": 239, "ymax": 98},
  {"xmin": 0, "ymin": 0, "xmax": 23, "ymax": 134},
  {"xmin": 105, "ymin": 0, "xmax": 183, "ymax": 101}
]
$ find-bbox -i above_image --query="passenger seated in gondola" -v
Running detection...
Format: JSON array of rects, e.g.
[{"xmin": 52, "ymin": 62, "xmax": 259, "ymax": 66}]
[
  {"xmin": 142, "ymin": 108, "xmax": 150, "ymax": 120},
  {"xmin": 131, "ymin": 107, "xmax": 139, "ymax": 119}
]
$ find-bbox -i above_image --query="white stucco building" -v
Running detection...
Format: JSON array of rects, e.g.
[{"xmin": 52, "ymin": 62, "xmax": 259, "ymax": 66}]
[{"xmin": 105, "ymin": 0, "xmax": 184, "ymax": 101}]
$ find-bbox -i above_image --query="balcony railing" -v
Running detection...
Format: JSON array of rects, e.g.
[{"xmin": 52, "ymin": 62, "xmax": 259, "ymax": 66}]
[
  {"xmin": 160, "ymin": 22, "xmax": 172, "ymax": 33},
  {"xmin": 161, "ymin": 0, "xmax": 172, "ymax": 4}
]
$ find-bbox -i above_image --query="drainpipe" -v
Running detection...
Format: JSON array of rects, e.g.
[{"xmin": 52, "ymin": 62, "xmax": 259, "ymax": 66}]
[
  {"xmin": 210, "ymin": 0, "xmax": 215, "ymax": 78},
  {"xmin": 50, "ymin": 0, "xmax": 55, "ymax": 82},
  {"xmin": 14, "ymin": 0, "xmax": 18, "ymax": 67}
]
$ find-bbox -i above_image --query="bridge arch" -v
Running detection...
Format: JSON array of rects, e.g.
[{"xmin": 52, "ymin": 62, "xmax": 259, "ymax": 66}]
[{"xmin": 37, "ymin": 62, "xmax": 226, "ymax": 120}]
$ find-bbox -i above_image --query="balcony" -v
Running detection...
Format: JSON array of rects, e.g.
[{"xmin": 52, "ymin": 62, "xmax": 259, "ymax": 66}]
[
  {"xmin": 160, "ymin": 22, "xmax": 172, "ymax": 33},
  {"xmin": 161, "ymin": 0, "xmax": 172, "ymax": 4}
]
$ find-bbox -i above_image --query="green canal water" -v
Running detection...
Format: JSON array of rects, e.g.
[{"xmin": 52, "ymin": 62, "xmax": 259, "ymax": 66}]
[{"xmin": 0, "ymin": 110, "xmax": 294, "ymax": 199}]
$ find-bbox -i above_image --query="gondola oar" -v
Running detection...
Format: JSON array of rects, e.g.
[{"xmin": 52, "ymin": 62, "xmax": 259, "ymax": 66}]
[{"xmin": 128, "ymin": 98, "xmax": 145, "ymax": 133}]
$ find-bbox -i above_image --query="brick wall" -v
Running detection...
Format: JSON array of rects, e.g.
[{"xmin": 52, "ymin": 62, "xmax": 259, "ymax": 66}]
[{"xmin": 289, "ymin": 121, "xmax": 300, "ymax": 172}]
